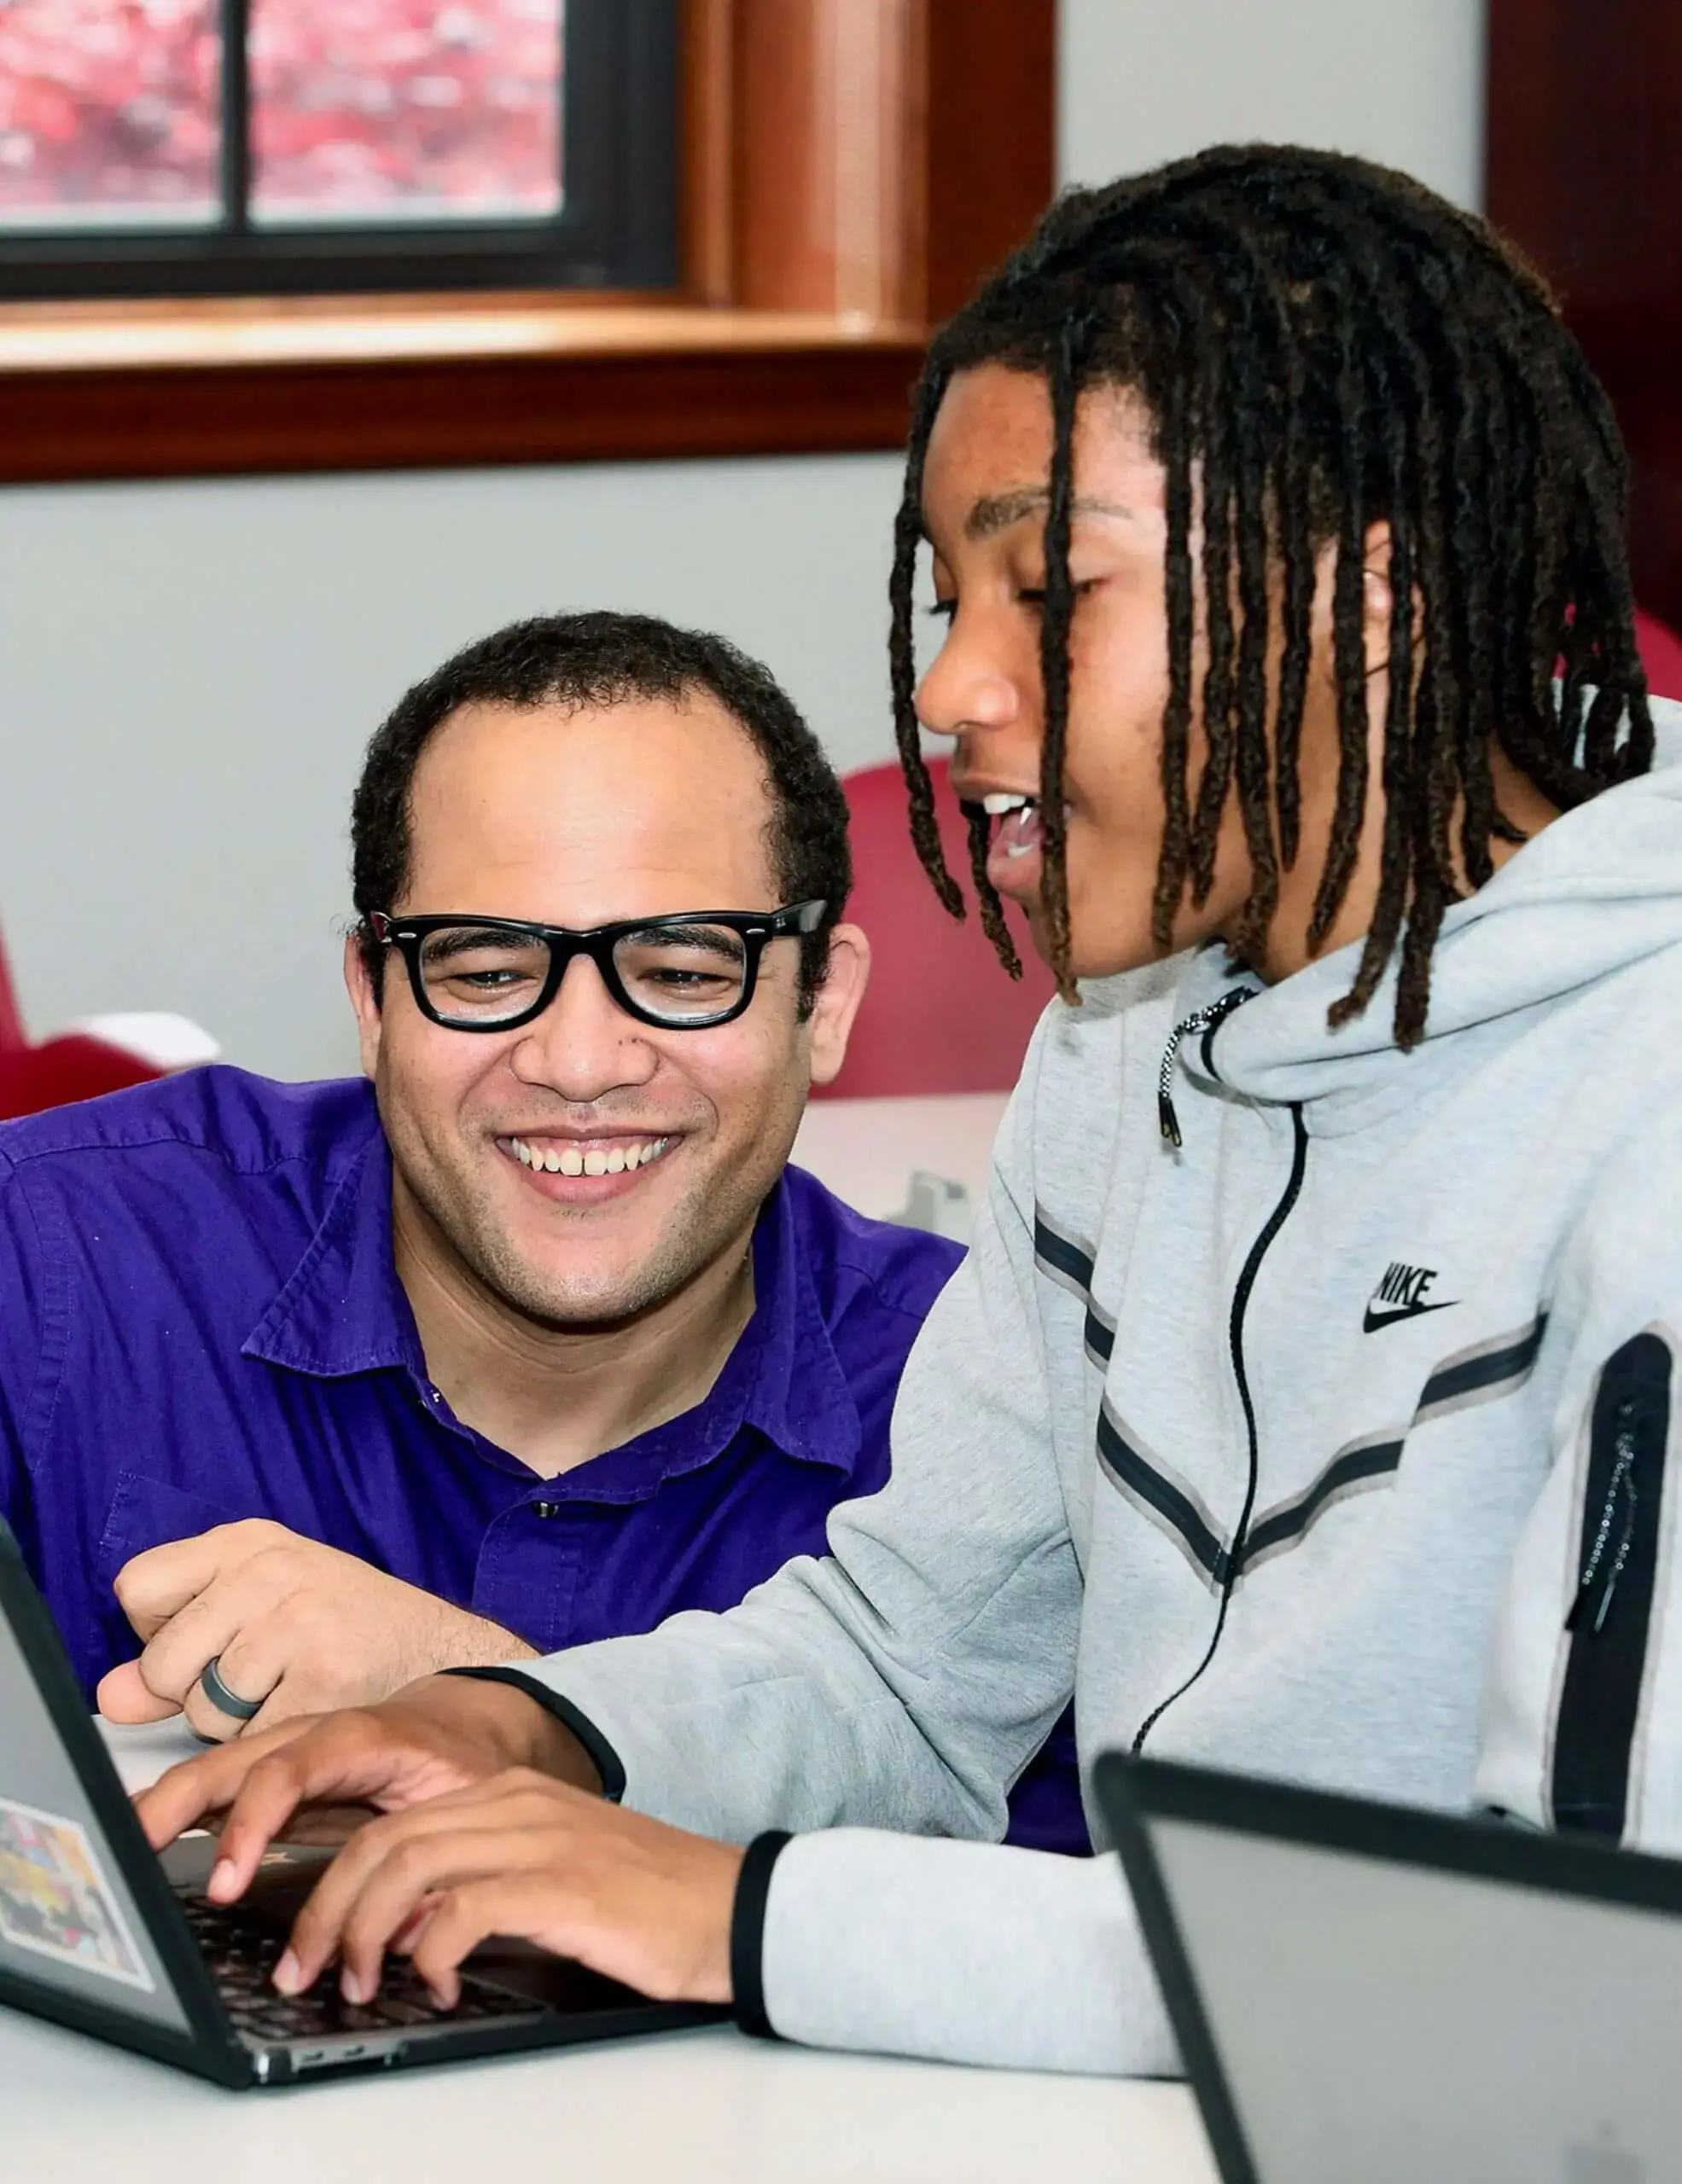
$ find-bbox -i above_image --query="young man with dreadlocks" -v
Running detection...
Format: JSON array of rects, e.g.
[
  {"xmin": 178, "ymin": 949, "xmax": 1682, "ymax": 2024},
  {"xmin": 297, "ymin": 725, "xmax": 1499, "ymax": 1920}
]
[{"xmin": 137, "ymin": 146, "xmax": 1682, "ymax": 2078}]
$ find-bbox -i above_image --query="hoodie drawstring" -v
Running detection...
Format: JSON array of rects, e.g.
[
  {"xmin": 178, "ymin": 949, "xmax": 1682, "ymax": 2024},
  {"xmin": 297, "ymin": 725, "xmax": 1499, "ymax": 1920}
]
[{"xmin": 1158, "ymin": 986, "xmax": 1256, "ymax": 1148}]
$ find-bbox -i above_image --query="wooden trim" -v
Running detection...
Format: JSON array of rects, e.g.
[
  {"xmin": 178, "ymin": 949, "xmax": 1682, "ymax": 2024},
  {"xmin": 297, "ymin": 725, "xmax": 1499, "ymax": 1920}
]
[
  {"xmin": 679, "ymin": 0, "xmax": 736, "ymax": 306},
  {"xmin": 1486, "ymin": 0, "xmax": 1682, "ymax": 627},
  {"xmin": 0, "ymin": 0, "xmax": 1055, "ymax": 484},
  {"xmin": 725, "ymin": 0, "xmax": 1055, "ymax": 324},
  {"xmin": 0, "ymin": 301, "xmax": 925, "ymax": 481},
  {"xmin": 922, "ymin": 0, "xmax": 1057, "ymax": 322}
]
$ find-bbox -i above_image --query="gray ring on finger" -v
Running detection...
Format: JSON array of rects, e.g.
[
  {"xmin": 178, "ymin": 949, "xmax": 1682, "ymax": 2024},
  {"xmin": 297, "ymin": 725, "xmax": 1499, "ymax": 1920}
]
[{"xmin": 198, "ymin": 1653, "xmax": 268, "ymax": 1723}]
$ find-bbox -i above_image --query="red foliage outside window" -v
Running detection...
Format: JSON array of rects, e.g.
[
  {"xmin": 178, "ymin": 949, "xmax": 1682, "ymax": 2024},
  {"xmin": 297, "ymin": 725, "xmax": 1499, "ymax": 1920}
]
[{"xmin": 0, "ymin": 0, "xmax": 562, "ymax": 224}]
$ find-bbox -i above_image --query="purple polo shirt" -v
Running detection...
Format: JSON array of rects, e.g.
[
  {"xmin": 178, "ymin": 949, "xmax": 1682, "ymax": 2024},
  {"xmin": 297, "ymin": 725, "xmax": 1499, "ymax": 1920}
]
[{"xmin": 0, "ymin": 1067, "xmax": 1087, "ymax": 1855}]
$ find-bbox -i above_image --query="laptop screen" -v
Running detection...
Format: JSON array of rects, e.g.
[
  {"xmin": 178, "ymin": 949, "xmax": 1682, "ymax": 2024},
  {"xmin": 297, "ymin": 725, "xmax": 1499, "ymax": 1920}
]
[
  {"xmin": 1149, "ymin": 1812, "xmax": 1682, "ymax": 2184},
  {"xmin": 0, "ymin": 1594, "xmax": 191, "ymax": 2036}
]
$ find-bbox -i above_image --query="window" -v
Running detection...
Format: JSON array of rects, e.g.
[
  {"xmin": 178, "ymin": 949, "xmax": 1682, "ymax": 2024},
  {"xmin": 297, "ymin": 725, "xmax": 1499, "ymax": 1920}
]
[
  {"xmin": 0, "ymin": 0, "xmax": 677, "ymax": 298},
  {"xmin": 0, "ymin": 0, "xmax": 1056, "ymax": 481}
]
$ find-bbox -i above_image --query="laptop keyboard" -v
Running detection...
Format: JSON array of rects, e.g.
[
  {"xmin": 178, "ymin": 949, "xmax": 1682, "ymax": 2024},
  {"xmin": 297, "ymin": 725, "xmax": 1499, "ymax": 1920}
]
[{"xmin": 178, "ymin": 1891, "xmax": 531, "ymax": 2048}]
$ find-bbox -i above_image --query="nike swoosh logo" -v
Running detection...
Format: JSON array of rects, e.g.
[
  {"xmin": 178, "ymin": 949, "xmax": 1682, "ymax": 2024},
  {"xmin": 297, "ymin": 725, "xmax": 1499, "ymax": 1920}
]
[{"xmin": 1362, "ymin": 1299, "xmax": 1458, "ymax": 1334}]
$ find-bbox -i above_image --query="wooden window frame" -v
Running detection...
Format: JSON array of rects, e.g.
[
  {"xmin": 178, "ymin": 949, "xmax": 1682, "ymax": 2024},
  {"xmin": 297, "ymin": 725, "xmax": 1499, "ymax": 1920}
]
[{"xmin": 0, "ymin": 0, "xmax": 1055, "ymax": 485}]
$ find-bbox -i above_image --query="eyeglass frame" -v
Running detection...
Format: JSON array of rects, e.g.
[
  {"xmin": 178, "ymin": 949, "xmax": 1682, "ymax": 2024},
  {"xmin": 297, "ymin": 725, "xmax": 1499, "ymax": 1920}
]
[{"xmin": 368, "ymin": 901, "xmax": 829, "ymax": 1034}]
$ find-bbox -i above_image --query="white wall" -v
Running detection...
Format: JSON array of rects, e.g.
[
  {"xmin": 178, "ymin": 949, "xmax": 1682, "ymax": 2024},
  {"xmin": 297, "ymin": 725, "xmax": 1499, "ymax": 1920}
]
[
  {"xmin": 0, "ymin": 456, "xmax": 907, "ymax": 1080},
  {"xmin": 1060, "ymin": 0, "xmax": 1486, "ymax": 211},
  {"xmin": 0, "ymin": 0, "xmax": 1488, "ymax": 1081}
]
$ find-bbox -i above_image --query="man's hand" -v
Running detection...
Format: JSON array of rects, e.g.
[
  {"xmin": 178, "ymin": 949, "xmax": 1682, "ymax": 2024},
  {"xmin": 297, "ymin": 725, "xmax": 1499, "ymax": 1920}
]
[
  {"xmin": 133, "ymin": 1675, "xmax": 601, "ymax": 1885},
  {"xmin": 272, "ymin": 1773, "xmax": 742, "ymax": 2010},
  {"xmin": 96, "ymin": 1521, "xmax": 538, "ymax": 1739}
]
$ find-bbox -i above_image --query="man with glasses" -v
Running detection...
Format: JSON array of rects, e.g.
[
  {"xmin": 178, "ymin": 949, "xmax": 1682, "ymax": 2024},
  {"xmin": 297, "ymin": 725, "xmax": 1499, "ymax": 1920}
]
[{"xmin": 0, "ymin": 610, "xmax": 1083, "ymax": 1856}]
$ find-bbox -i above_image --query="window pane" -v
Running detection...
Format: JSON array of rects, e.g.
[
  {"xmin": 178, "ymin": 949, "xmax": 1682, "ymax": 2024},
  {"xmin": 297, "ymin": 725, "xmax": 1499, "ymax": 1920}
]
[
  {"xmin": 248, "ymin": 0, "xmax": 563, "ymax": 226},
  {"xmin": 0, "ymin": 0, "xmax": 220, "ymax": 228}
]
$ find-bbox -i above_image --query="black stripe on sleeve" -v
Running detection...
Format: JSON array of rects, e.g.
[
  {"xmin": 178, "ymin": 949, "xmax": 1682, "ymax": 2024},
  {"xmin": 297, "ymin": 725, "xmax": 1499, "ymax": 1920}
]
[
  {"xmin": 730, "ymin": 1831, "xmax": 794, "ymax": 2040},
  {"xmin": 443, "ymin": 1666, "xmax": 628, "ymax": 1803},
  {"xmin": 1551, "ymin": 1332, "xmax": 1673, "ymax": 1841}
]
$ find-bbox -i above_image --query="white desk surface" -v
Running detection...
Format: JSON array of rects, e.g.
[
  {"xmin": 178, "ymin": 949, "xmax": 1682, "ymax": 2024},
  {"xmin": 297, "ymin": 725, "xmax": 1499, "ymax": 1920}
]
[
  {"xmin": 792, "ymin": 1091, "xmax": 1010, "ymax": 1226},
  {"xmin": 0, "ymin": 1723, "xmax": 1216, "ymax": 2183}
]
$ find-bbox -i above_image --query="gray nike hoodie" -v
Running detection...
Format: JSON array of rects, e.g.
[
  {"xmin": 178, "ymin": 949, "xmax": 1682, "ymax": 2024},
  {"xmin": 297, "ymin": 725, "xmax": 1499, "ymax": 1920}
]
[{"xmin": 505, "ymin": 698, "xmax": 1682, "ymax": 2075}]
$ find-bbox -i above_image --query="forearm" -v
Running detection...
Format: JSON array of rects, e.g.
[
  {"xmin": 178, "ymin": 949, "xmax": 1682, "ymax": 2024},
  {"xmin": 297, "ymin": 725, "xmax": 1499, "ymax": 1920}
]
[
  {"xmin": 747, "ymin": 1832, "xmax": 1175, "ymax": 2075},
  {"xmin": 505, "ymin": 1514, "xmax": 1079, "ymax": 1847}
]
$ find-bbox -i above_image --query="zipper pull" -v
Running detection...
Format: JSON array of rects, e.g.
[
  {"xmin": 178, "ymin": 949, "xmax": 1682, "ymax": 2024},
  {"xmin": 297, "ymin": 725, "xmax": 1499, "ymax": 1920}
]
[
  {"xmin": 1565, "ymin": 1397, "xmax": 1642, "ymax": 1635},
  {"xmin": 1157, "ymin": 986, "xmax": 1254, "ymax": 1150}
]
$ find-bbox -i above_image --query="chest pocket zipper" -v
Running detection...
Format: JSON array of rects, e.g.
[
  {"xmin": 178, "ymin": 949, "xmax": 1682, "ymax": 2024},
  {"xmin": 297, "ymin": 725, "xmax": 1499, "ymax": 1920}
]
[
  {"xmin": 1566, "ymin": 1395, "xmax": 1644, "ymax": 1636},
  {"xmin": 1552, "ymin": 1334, "xmax": 1673, "ymax": 1838}
]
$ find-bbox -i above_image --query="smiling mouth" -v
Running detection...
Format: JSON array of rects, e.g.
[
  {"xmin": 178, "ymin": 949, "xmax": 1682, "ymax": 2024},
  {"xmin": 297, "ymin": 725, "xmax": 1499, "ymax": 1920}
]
[{"xmin": 501, "ymin": 1134, "xmax": 672, "ymax": 1178}]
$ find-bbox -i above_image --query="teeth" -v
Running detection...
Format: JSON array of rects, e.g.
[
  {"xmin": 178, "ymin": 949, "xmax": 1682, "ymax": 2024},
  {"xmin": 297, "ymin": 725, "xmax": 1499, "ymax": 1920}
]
[
  {"xmin": 981, "ymin": 792, "xmax": 1034, "ymax": 816},
  {"xmin": 509, "ymin": 1136, "xmax": 669, "ymax": 1176}
]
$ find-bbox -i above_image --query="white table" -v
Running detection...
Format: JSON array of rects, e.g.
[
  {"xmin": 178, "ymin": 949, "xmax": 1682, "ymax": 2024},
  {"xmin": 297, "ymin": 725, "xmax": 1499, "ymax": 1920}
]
[
  {"xmin": 0, "ymin": 1723, "xmax": 1216, "ymax": 2183},
  {"xmin": 792, "ymin": 1092, "xmax": 1010, "ymax": 1237}
]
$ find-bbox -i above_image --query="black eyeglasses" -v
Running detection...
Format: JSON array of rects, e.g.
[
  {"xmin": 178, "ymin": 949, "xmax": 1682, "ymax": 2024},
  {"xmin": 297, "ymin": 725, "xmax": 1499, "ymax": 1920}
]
[{"xmin": 370, "ymin": 903, "xmax": 828, "ymax": 1033}]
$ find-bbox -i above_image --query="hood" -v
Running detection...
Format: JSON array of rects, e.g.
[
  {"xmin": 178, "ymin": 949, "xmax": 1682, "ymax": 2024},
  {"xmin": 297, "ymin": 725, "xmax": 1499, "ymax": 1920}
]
[{"xmin": 1171, "ymin": 694, "xmax": 1682, "ymax": 1112}]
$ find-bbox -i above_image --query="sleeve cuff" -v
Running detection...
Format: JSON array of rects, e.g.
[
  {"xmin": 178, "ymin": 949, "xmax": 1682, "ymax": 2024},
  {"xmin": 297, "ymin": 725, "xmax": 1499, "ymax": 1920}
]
[
  {"xmin": 730, "ymin": 1830, "xmax": 793, "ymax": 2040},
  {"xmin": 441, "ymin": 1666, "xmax": 627, "ymax": 1803}
]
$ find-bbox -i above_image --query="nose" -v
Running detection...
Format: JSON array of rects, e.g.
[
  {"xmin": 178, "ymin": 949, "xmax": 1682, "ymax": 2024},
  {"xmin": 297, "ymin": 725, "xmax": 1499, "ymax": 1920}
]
[
  {"xmin": 914, "ymin": 607, "xmax": 1023, "ymax": 747},
  {"xmin": 506, "ymin": 954, "xmax": 659, "ymax": 1102}
]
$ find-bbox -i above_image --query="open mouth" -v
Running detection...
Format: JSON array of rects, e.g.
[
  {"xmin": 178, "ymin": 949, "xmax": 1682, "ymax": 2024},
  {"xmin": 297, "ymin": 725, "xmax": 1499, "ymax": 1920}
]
[
  {"xmin": 981, "ymin": 791, "xmax": 1045, "ymax": 864},
  {"xmin": 967, "ymin": 790, "xmax": 1049, "ymax": 899},
  {"xmin": 501, "ymin": 1134, "xmax": 672, "ymax": 1179}
]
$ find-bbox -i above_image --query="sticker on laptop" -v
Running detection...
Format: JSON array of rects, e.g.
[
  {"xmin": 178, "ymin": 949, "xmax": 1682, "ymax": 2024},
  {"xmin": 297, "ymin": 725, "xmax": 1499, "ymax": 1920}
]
[{"xmin": 0, "ymin": 1795, "xmax": 153, "ymax": 1992}]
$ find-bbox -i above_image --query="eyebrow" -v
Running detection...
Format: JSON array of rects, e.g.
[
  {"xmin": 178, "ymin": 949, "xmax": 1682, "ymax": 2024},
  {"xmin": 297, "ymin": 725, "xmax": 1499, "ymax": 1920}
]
[
  {"xmin": 619, "ymin": 924, "xmax": 745, "ymax": 957},
  {"xmin": 416, "ymin": 924, "xmax": 540, "ymax": 961},
  {"xmin": 963, "ymin": 487, "xmax": 1137, "ymax": 542}
]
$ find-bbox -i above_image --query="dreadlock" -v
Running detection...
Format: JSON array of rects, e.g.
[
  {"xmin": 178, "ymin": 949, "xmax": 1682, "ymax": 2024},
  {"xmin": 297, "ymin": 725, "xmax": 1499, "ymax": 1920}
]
[{"xmin": 888, "ymin": 143, "xmax": 1653, "ymax": 1046}]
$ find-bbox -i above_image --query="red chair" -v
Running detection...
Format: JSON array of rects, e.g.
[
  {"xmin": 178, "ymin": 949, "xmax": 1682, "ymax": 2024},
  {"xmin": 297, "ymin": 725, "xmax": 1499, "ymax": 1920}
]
[
  {"xmin": 0, "ymin": 923, "xmax": 218, "ymax": 1123},
  {"xmin": 819, "ymin": 758, "xmax": 1056, "ymax": 1099}
]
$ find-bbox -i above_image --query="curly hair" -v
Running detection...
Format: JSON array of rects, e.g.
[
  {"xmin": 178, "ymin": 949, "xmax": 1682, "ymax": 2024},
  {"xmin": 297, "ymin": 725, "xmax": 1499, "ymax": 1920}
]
[
  {"xmin": 351, "ymin": 610, "xmax": 852, "ymax": 1015},
  {"xmin": 888, "ymin": 144, "xmax": 1653, "ymax": 1045}
]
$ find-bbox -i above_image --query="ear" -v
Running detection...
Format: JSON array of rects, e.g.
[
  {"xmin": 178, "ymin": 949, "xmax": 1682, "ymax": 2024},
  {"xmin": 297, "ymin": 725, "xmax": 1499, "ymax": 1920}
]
[
  {"xmin": 1358, "ymin": 520, "xmax": 1421, "ymax": 677},
  {"xmin": 343, "ymin": 931, "xmax": 385, "ymax": 1083},
  {"xmin": 804, "ymin": 923, "xmax": 871, "ymax": 1090}
]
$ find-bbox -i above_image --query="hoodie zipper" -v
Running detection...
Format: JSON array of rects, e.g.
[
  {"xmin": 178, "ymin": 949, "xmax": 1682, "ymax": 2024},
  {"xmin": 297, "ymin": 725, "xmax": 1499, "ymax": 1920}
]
[{"xmin": 1134, "ymin": 997, "xmax": 1308, "ymax": 1749}]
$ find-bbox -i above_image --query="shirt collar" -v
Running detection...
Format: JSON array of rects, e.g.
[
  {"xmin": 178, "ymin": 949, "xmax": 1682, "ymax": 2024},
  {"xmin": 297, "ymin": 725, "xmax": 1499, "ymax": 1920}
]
[
  {"xmin": 242, "ymin": 1118, "xmax": 425, "ymax": 1379},
  {"xmin": 730, "ymin": 1169, "xmax": 864, "ymax": 1475},
  {"xmin": 517, "ymin": 1173, "xmax": 865, "ymax": 1506},
  {"xmin": 242, "ymin": 1133, "xmax": 862, "ymax": 1489}
]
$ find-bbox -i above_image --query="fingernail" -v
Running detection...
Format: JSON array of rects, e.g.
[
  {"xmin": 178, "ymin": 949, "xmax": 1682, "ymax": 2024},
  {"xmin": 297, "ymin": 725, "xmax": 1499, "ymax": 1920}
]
[
  {"xmin": 273, "ymin": 1949, "xmax": 301, "ymax": 1995},
  {"xmin": 340, "ymin": 1967, "xmax": 369, "ymax": 2006},
  {"xmin": 208, "ymin": 1859, "xmax": 239, "ymax": 1901}
]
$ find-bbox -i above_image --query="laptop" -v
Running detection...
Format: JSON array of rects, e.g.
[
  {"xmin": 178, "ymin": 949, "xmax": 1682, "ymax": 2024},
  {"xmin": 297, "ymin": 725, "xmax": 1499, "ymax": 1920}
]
[
  {"xmin": 0, "ymin": 1517, "xmax": 725, "ymax": 2086},
  {"xmin": 1097, "ymin": 1750, "xmax": 1682, "ymax": 2184}
]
